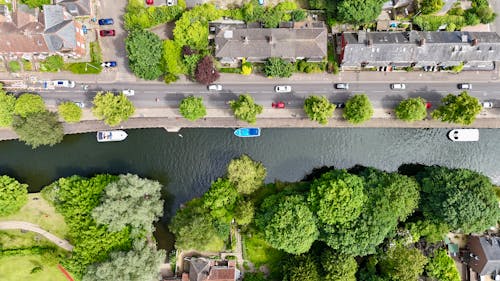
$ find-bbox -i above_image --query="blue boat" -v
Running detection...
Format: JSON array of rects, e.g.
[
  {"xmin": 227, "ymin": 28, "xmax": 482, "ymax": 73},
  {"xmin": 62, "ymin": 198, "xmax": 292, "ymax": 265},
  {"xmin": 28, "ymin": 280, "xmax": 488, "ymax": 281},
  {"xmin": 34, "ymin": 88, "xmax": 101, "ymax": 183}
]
[{"xmin": 234, "ymin": 128, "xmax": 261, "ymax": 137}]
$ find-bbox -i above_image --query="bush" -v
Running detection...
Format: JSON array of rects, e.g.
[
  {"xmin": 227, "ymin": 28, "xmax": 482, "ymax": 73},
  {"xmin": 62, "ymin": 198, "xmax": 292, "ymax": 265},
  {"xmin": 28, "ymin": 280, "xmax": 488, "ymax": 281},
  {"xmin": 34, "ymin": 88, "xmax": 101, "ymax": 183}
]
[
  {"xmin": 414, "ymin": 15, "xmax": 465, "ymax": 30},
  {"xmin": 22, "ymin": 60, "xmax": 33, "ymax": 71},
  {"xmin": 164, "ymin": 73, "xmax": 179, "ymax": 84},
  {"xmin": 241, "ymin": 61, "xmax": 253, "ymax": 75},
  {"xmin": 291, "ymin": 9, "xmax": 307, "ymax": 21},
  {"xmin": 39, "ymin": 55, "xmax": 64, "ymax": 72},
  {"xmin": 9, "ymin": 61, "xmax": 21, "ymax": 72},
  {"xmin": 420, "ymin": 0, "xmax": 444, "ymax": 14},
  {"xmin": 58, "ymin": 102, "xmax": 83, "ymax": 123},
  {"xmin": 179, "ymin": 96, "xmax": 207, "ymax": 121},
  {"xmin": 219, "ymin": 68, "xmax": 242, "ymax": 74},
  {"xmin": 0, "ymin": 175, "xmax": 28, "ymax": 216},
  {"xmin": 425, "ymin": 250, "xmax": 460, "ymax": 281},
  {"xmin": 263, "ymin": 57, "xmax": 294, "ymax": 78}
]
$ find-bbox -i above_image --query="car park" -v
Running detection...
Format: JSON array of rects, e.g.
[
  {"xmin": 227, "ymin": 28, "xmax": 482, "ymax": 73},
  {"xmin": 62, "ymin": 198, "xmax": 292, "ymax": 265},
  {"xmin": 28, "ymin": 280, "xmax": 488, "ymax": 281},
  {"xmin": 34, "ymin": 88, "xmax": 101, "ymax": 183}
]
[
  {"xmin": 98, "ymin": 18, "xmax": 114, "ymax": 25},
  {"xmin": 207, "ymin": 84, "xmax": 222, "ymax": 91},
  {"xmin": 272, "ymin": 101, "xmax": 285, "ymax": 108},
  {"xmin": 53, "ymin": 80, "xmax": 75, "ymax": 88},
  {"xmin": 74, "ymin": 102, "xmax": 85, "ymax": 108},
  {"xmin": 122, "ymin": 89, "xmax": 135, "ymax": 96},
  {"xmin": 275, "ymin": 85, "xmax": 292, "ymax": 93},
  {"xmin": 335, "ymin": 83, "xmax": 349, "ymax": 90},
  {"xmin": 481, "ymin": 101, "xmax": 493, "ymax": 108},
  {"xmin": 458, "ymin": 83, "xmax": 472, "ymax": 90},
  {"xmin": 390, "ymin": 83, "xmax": 406, "ymax": 90},
  {"xmin": 99, "ymin": 30, "xmax": 115, "ymax": 37},
  {"xmin": 101, "ymin": 61, "xmax": 117, "ymax": 68}
]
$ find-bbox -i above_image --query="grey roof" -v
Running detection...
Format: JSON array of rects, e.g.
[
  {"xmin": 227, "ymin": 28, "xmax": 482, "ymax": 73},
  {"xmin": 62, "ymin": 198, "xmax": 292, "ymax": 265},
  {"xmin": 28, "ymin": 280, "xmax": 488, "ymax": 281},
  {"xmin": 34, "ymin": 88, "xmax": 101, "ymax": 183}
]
[
  {"xmin": 42, "ymin": 5, "xmax": 76, "ymax": 52},
  {"xmin": 188, "ymin": 257, "xmax": 210, "ymax": 281},
  {"xmin": 340, "ymin": 31, "xmax": 500, "ymax": 67},
  {"xmin": 42, "ymin": 5, "xmax": 64, "ymax": 31},
  {"xmin": 55, "ymin": 0, "xmax": 91, "ymax": 17},
  {"xmin": 468, "ymin": 236, "xmax": 500, "ymax": 275},
  {"xmin": 215, "ymin": 26, "xmax": 327, "ymax": 61}
]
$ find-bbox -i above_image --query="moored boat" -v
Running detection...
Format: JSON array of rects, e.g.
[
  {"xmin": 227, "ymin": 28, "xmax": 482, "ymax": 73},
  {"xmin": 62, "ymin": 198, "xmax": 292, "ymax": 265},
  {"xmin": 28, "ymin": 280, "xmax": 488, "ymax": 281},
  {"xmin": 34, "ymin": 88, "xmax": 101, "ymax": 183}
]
[
  {"xmin": 97, "ymin": 130, "xmax": 128, "ymax": 142},
  {"xmin": 447, "ymin": 129, "xmax": 479, "ymax": 142},
  {"xmin": 234, "ymin": 128, "xmax": 261, "ymax": 137}
]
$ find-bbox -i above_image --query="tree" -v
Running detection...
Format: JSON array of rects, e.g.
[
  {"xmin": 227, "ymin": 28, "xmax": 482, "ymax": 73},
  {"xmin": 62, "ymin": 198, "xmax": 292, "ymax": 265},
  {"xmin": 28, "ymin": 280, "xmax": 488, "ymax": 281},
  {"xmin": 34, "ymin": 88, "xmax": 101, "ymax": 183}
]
[
  {"xmin": 19, "ymin": 0, "xmax": 50, "ymax": 8},
  {"xmin": 58, "ymin": 102, "xmax": 82, "ymax": 123},
  {"xmin": 303, "ymin": 96, "xmax": 336, "ymax": 125},
  {"xmin": 417, "ymin": 166, "xmax": 500, "ymax": 233},
  {"xmin": 256, "ymin": 194, "xmax": 318, "ymax": 254},
  {"xmin": 475, "ymin": 6, "xmax": 496, "ymax": 24},
  {"xmin": 12, "ymin": 111, "xmax": 64, "ymax": 149},
  {"xmin": 179, "ymin": 96, "xmax": 206, "ymax": 121},
  {"xmin": 125, "ymin": 29, "xmax": 163, "ymax": 80},
  {"xmin": 406, "ymin": 219, "xmax": 449, "ymax": 243},
  {"xmin": 322, "ymin": 250, "xmax": 358, "ymax": 281},
  {"xmin": 202, "ymin": 178, "xmax": 239, "ymax": 221},
  {"xmin": 291, "ymin": 9, "xmax": 307, "ymax": 21},
  {"xmin": 234, "ymin": 200, "xmax": 254, "ymax": 226},
  {"xmin": 0, "ymin": 175, "xmax": 28, "ymax": 216},
  {"xmin": 395, "ymin": 97, "xmax": 427, "ymax": 122},
  {"xmin": 229, "ymin": 94, "xmax": 263, "ymax": 124},
  {"xmin": 162, "ymin": 39, "xmax": 184, "ymax": 75},
  {"xmin": 420, "ymin": 0, "xmax": 444, "ymax": 14},
  {"xmin": 425, "ymin": 249, "xmax": 460, "ymax": 281},
  {"xmin": 195, "ymin": 56, "xmax": 219, "ymax": 85},
  {"xmin": 92, "ymin": 92, "xmax": 135, "ymax": 126},
  {"xmin": 263, "ymin": 57, "xmax": 294, "ymax": 78},
  {"xmin": 337, "ymin": 0, "xmax": 385, "ymax": 24},
  {"xmin": 431, "ymin": 91, "xmax": 481, "ymax": 125},
  {"xmin": 173, "ymin": 4, "xmax": 223, "ymax": 49},
  {"xmin": 227, "ymin": 154, "xmax": 266, "ymax": 195},
  {"xmin": 343, "ymin": 94, "xmax": 374, "ymax": 124},
  {"xmin": 14, "ymin": 94, "xmax": 45, "ymax": 118},
  {"xmin": 308, "ymin": 170, "xmax": 366, "ymax": 227},
  {"xmin": 92, "ymin": 174, "xmax": 164, "ymax": 236},
  {"xmin": 83, "ymin": 240, "xmax": 166, "ymax": 281},
  {"xmin": 283, "ymin": 254, "xmax": 321, "ymax": 281},
  {"xmin": 0, "ymin": 91, "xmax": 16, "ymax": 127},
  {"xmin": 40, "ymin": 55, "xmax": 64, "ymax": 72},
  {"xmin": 378, "ymin": 244, "xmax": 427, "ymax": 281}
]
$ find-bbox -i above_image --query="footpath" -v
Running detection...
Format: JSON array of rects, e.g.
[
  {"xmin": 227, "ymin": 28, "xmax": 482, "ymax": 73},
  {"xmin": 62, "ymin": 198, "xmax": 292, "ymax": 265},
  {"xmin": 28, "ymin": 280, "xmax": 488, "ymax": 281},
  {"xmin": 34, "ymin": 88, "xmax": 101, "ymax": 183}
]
[{"xmin": 0, "ymin": 221, "xmax": 74, "ymax": 251}]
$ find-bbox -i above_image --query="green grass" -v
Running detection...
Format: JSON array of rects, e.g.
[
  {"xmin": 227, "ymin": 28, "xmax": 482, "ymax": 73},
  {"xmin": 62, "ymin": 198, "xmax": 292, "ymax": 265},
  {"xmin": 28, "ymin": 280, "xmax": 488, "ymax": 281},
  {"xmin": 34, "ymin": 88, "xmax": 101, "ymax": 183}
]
[
  {"xmin": 90, "ymin": 41, "xmax": 102, "ymax": 64},
  {"xmin": 243, "ymin": 231, "xmax": 284, "ymax": 272},
  {"xmin": 0, "ymin": 193, "xmax": 68, "ymax": 238},
  {"xmin": 8, "ymin": 61, "xmax": 21, "ymax": 72},
  {"xmin": 0, "ymin": 254, "xmax": 68, "ymax": 281},
  {"xmin": 219, "ymin": 67, "xmax": 241, "ymax": 74},
  {"xmin": 0, "ymin": 230, "xmax": 59, "ymax": 249}
]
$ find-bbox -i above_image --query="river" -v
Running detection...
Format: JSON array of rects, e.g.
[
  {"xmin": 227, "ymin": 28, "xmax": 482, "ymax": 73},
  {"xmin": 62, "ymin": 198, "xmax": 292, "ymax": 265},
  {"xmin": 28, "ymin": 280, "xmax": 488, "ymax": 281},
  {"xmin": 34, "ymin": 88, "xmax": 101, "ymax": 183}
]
[{"xmin": 0, "ymin": 128, "xmax": 498, "ymax": 249}]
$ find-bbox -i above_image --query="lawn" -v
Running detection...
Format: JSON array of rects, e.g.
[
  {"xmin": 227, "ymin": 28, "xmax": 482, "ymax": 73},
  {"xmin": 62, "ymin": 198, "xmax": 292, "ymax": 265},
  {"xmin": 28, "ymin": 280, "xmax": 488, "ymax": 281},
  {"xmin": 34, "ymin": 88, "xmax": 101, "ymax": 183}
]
[
  {"xmin": 0, "ymin": 254, "xmax": 69, "ymax": 281},
  {"xmin": 0, "ymin": 193, "xmax": 68, "ymax": 238},
  {"xmin": 243, "ymin": 231, "xmax": 284, "ymax": 273}
]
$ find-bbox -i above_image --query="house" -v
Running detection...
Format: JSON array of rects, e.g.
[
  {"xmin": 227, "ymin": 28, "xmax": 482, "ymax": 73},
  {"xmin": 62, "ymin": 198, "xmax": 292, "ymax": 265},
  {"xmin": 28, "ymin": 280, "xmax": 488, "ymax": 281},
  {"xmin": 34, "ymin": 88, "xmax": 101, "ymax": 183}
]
[
  {"xmin": 0, "ymin": 0, "xmax": 86, "ymax": 59},
  {"xmin": 213, "ymin": 21, "xmax": 327, "ymax": 64},
  {"xmin": 182, "ymin": 257, "xmax": 240, "ymax": 281},
  {"xmin": 465, "ymin": 236, "xmax": 500, "ymax": 280},
  {"xmin": 338, "ymin": 31, "xmax": 500, "ymax": 71},
  {"xmin": 54, "ymin": 0, "xmax": 91, "ymax": 17}
]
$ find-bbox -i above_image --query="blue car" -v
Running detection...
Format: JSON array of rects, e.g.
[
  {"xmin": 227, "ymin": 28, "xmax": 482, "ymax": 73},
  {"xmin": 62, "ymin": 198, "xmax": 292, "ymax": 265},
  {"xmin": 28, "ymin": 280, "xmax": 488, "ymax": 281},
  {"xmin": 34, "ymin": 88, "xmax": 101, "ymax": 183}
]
[
  {"xmin": 101, "ymin": 61, "xmax": 117, "ymax": 68},
  {"xmin": 98, "ymin": 18, "xmax": 114, "ymax": 25}
]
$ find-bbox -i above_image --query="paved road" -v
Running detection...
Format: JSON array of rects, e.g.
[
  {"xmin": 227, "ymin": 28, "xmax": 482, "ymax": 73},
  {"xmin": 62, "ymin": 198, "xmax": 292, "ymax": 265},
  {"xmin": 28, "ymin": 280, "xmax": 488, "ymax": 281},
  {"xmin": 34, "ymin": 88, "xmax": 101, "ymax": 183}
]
[{"xmin": 0, "ymin": 221, "xmax": 74, "ymax": 251}]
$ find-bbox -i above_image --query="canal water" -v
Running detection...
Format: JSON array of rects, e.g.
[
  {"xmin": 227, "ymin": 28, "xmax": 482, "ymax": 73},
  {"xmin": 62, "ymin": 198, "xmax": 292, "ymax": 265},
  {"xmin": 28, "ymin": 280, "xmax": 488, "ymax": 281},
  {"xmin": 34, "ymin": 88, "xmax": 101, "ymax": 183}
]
[{"xmin": 0, "ymin": 128, "xmax": 499, "ymax": 249}]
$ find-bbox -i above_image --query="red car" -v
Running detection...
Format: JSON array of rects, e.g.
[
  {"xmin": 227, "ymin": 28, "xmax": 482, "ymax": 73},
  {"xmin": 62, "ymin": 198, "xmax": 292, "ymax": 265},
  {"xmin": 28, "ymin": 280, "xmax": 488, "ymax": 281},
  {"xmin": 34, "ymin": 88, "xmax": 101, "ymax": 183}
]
[
  {"xmin": 146, "ymin": 0, "xmax": 154, "ymax": 4},
  {"xmin": 425, "ymin": 102, "xmax": 432, "ymax": 109},
  {"xmin": 272, "ymin": 101, "xmax": 285, "ymax": 108},
  {"xmin": 99, "ymin": 30, "xmax": 115, "ymax": 37}
]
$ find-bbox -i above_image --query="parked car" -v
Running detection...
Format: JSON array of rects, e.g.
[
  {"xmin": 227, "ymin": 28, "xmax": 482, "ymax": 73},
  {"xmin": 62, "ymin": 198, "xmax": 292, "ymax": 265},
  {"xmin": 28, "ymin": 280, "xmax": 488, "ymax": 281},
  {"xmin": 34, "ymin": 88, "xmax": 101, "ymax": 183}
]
[
  {"xmin": 167, "ymin": 0, "xmax": 174, "ymax": 5},
  {"xmin": 335, "ymin": 83, "xmax": 349, "ymax": 90},
  {"xmin": 458, "ymin": 83, "xmax": 472, "ymax": 90},
  {"xmin": 53, "ymin": 80, "xmax": 75, "ymax": 88},
  {"xmin": 275, "ymin": 85, "xmax": 292, "ymax": 93},
  {"xmin": 98, "ymin": 18, "xmax": 114, "ymax": 25},
  {"xmin": 335, "ymin": 102, "xmax": 345, "ymax": 108},
  {"xmin": 207, "ymin": 84, "xmax": 222, "ymax": 91},
  {"xmin": 272, "ymin": 101, "xmax": 285, "ymax": 108},
  {"xmin": 74, "ymin": 102, "xmax": 85, "ymax": 108},
  {"xmin": 99, "ymin": 30, "xmax": 115, "ymax": 37},
  {"xmin": 425, "ymin": 102, "xmax": 432, "ymax": 109},
  {"xmin": 481, "ymin": 101, "xmax": 493, "ymax": 108},
  {"xmin": 122, "ymin": 89, "xmax": 135, "ymax": 96},
  {"xmin": 390, "ymin": 83, "xmax": 406, "ymax": 90},
  {"xmin": 101, "ymin": 61, "xmax": 117, "ymax": 68},
  {"xmin": 146, "ymin": 0, "xmax": 154, "ymax": 4}
]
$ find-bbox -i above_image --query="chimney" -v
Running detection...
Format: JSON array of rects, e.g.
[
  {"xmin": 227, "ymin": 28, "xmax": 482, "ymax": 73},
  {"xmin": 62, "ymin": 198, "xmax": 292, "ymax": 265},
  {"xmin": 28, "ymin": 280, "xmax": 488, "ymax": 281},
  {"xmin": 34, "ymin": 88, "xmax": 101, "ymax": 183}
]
[
  {"xmin": 358, "ymin": 31, "xmax": 366, "ymax": 44},
  {"xmin": 461, "ymin": 34, "xmax": 468, "ymax": 43},
  {"xmin": 419, "ymin": 38, "xmax": 426, "ymax": 46},
  {"xmin": 472, "ymin": 38, "xmax": 479, "ymax": 46}
]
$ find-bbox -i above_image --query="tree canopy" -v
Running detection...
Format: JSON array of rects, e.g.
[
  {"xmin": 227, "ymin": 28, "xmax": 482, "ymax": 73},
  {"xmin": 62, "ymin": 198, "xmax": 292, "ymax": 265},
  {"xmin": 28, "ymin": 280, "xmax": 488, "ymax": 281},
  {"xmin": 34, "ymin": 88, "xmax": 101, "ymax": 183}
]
[
  {"xmin": 19, "ymin": 0, "xmax": 50, "ymax": 8},
  {"xmin": 0, "ymin": 91, "xmax": 16, "ymax": 127},
  {"xmin": 173, "ymin": 4, "xmax": 223, "ymax": 49},
  {"xmin": 14, "ymin": 94, "xmax": 46, "ymax": 118},
  {"xmin": 263, "ymin": 57, "xmax": 294, "ymax": 78},
  {"xmin": 227, "ymin": 154, "xmax": 267, "ymax": 195},
  {"xmin": 179, "ymin": 96, "xmax": 207, "ymax": 121},
  {"xmin": 343, "ymin": 94, "xmax": 374, "ymax": 124},
  {"xmin": 420, "ymin": 0, "xmax": 445, "ymax": 14},
  {"xmin": 162, "ymin": 39, "xmax": 184, "ymax": 76},
  {"xmin": 322, "ymin": 250, "xmax": 358, "ymax": 281},
  {"xmin": 336, "ymin": 0, "xmax": 385, "ymax": 24},
  {"xmin": 195, "ymin": 56, "xmax": 219, "ymax": 85},
  {"xmin": 303, "ymin": 96, "xmax": 336, "ymax": 125},
  {"xmin": 431, "ymin": 91, "xmax": 481, "ymax": 125},
  {"xmin": 12, "ymin": 111, "xmax": 64, "ymax": 149},
  {"xmin": 202, "ymin": 178, "xmax": 239, "ymax": 222},
  {"xmin": 425, "ymin": 249, "xmax": 461, "ymax": 281},
  {"xmin": 125, "ymin": 29, "xmax": 163, "ymax": 80},
  {"xmin": 395, "ymin": 97, "xmax": 427, "ymax": 122},
  {"xmin": 377, "ymin": 244, "xmax": 427, "ymax": 281},
  {"xmin": 229, "ymin": 94, "xmax": 263, "ymax": 124},
  {"xmin": 58, "ymin": 102, "xmax": 83, "ymax": 123},
  {"xmin": 417, "ymin": 166, "xmax": 500, "ymax": 233},
  {"xmin": 0, "ymin": 175, "xmax": 28, "ymax": 216},
  {"xmin": 282, "ymin": 254, "xmax": 321, "ymax": 281},
  {"xmin": 92, "ymin": 92, "xmax": 135, "ymax": 126}
]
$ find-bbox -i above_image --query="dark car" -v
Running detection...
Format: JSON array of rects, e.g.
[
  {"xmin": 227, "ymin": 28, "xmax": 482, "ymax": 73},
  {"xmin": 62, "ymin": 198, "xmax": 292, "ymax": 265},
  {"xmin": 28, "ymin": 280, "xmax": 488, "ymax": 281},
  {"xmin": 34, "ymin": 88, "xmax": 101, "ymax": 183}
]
[
  {"xmin": 98, "ymin": 18, "xmax": 114, "ymax": 25},
  {"xmin": 99, "ymin": 30, "xmax": 115, "ymax": 37},
  {"xmin": 335, "ymin": 102, "xmax": 345, "ymax": 108},
  {"xmin": 101, "ymin": 61, "xmax": 117, "ymax": 68}
]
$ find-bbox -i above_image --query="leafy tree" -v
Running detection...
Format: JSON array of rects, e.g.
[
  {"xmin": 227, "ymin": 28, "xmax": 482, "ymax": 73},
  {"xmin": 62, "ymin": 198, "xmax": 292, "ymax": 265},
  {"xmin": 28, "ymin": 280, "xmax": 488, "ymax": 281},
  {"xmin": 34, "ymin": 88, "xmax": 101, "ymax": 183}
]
[
  {"xmin": 0, "ymin": 91, "xmax": 16, "ymax": 127},
  {"xmin": 92, "ymin": 174, "xmax": 163, "ymax": 236},
  {"xmin": 40, "ymin": 55, "xmax": 64, "ymax": 72},
  {"xmin": 378, "ymin": 244, "xmax": 427, "ymax": 281},
  {"xmin": 475, "ymin": 5, "xmax": 496, "ymax": 24},
  {"xmin": 83, "ymin": 240, "xmax": 166, "ymax": 281},
  {"xmin": 303, "ymin": 96, "xmax": 335, "ymax": 125},
  {"xmin": 125, "ymin": 29, "xmax": 163, "ymax": 80},
  {"xmin": 19, "ymin": 0, "xmax": 50, "ymax": 8},
  {"xmin": 0, "ymin": 175, "xmax": 28, "ymax": 216},
  {"xmin": 234, "ymin": 200, "xmax": 255, "ymax": 226},
  {"xmin": 343, "ymin": 94, "xmax": 374, "ymax": 124},
  {"xmin": 173, "ymin": 4, "xmax": 223, "ymax": 49},
  {"xmin": 420, "ymin": 0, "xmax": 444, "ymax": 14},
  {"xmin": 195, "ymin": 56, "xmax": 219, "ymax": 85},
  {"xmin": 283, "ymin": 254, "xmax": 321, "ymax": 281},
  {"xmin": 308, "ymin": 170, "xmax": 366, "ymax": 227},
  {"xmin": 432, "ymin": 91, "xmax": 481, "ymax": 125},
  {"xmin": 12, "ymin": 111, "xmax": 64, "ymax": 149},
  {"xmin": 417, "ymin": 166, "xmax": 500, "ymax": 233},
  {"xmin": 256, "ymin": 194, "xmax": 318, "ymax": 254},
  {"xmin": 337, "ymin": 0, "xmax": 385, "ymax": 24},
  {"xmin": 263, "ymin": 57, "xmax": 294, "ymax": 78},
  {"xmin": 92, "ymin": 92, "xmax": 135, "ymax": 126},
  {"xmin": 162, "ymin": 40, "xmax": 184, "ymax": 75},
  {"xmin": 243, "ymin": 272, "xmax": 267, "ymax": 281},
  {"xmin": 291, "ymin": 9, "xmax": 307, "ymax": 21},
  {"xmin": 58, "ymin": 102, "xmax": 82, "ymax": 123},
  {"xmin": 322, "ymin": 250, "xmax": 358, "ymax": 281},
  {"xmin": 425, "ymin": 249, "xmax": 460, "ymax": 281},
  {"xmin": 202, "ymin": 178, "xmax": 239, "ymax": 221},
  {"xmin": 14, "ymin": 94, "xmax": 45, "ymax": 117},
  {"xmin": 227, "ymin": 154, "xmax": 266, "ymax": 195},
  {"xmin": 395, "ymin": 97, "xmax": 427, "ymax": 122},
  {"xmin": 406, "ymin": 220, "xmax": 449, "ymax": 243},
  {"xmin": 229, "ymin": 94, "xmax": 263, "ymax": 124},
  {"xmin": 179, "ymin": 96, "xmax": 206, "ymax": 121}
]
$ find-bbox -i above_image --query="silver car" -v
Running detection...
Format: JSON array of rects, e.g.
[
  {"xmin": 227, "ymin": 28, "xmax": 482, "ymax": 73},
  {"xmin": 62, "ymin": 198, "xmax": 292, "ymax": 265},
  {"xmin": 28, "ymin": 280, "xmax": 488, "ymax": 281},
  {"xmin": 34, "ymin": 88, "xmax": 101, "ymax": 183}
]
[
  {"xmin": 390, "ymin": 83, "xmax": 406, "ymax": 90},
  {"xmin": 275, "ymin": 85, "xmax": 292, "ymax": 93},
  {"xmin": 335, "ymin": 83, "xmax": 349, "ymax": 90},
  {"xmin": 74, "ymin": 102, "xmax": 85, "ymax": 108}
]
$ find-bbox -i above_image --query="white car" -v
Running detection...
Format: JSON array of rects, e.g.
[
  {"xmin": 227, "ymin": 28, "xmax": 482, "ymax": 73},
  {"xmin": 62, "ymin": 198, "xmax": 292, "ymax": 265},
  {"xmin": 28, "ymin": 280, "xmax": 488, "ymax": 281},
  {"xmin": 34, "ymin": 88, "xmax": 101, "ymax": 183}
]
[
  {"xmin": 458, "ymin": 83, "xmax": 472, "ymax": 90},
  {"xmin": 335, "ymin": 83, "xmax": 349, "ymax": 90},
  {"xmin": 122, "ymin": 89, "xmax": 135, "ymax": 96},
  {"xmin": 74, "ymin": 102, "xmax": 85, "ymax": 108},
  {"xmin": 167, "ymin": 0, "xmax": 174, "ymax": 5},
  {"xmin": 208, "ymin": 84, "xmax": 222, "ymax": 91},
  {"xmin": 275, "ymin": 85, "xmax": 292, "ymax": 93},
  {"xmin": 390, "ymin": 83, "xmax": 406, "ymax": 90},
  {"xmin": 481, "ymin": 101, "xmax": 493, "ymax": 108},
  {"xmin": 53, "ymin": 80, "xmax": 75, "ymax": 88}
]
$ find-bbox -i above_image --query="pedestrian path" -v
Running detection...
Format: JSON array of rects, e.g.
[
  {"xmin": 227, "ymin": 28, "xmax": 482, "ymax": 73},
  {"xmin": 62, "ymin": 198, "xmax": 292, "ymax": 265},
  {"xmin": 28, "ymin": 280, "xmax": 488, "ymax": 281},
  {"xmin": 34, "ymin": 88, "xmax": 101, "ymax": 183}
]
[{"xmin": 0, "ymin": 221, "xmax": 74, "ymax": 251}]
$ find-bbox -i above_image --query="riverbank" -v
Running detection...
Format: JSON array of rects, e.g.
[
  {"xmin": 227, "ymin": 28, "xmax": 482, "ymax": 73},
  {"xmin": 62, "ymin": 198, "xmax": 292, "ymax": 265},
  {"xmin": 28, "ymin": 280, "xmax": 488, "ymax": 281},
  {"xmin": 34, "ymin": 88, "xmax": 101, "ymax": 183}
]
[{"xmin": 0, "ymin": 107, "xmax": 499, "ymax": 141}]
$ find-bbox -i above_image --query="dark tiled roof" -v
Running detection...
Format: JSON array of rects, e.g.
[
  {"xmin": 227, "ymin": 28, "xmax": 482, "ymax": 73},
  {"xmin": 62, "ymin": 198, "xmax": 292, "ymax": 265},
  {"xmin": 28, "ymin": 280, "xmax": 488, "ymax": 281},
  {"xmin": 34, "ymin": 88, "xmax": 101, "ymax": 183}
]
[
  {"xmin": 188, "ymin": 257, "xmax": 210, "ymax": 281},
  {"xmin": 55, "ymin": 0, "xmax": 91, "ymax": 17},
  {"xmin": 43, "ymin": 5, "xmax": 76, "ymax": 52}
]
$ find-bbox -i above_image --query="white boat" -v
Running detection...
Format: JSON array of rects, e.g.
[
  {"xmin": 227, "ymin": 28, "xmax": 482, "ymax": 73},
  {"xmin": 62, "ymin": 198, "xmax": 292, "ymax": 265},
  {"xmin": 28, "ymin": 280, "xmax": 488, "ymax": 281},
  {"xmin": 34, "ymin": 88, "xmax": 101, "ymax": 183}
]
[
  {"xmin": 97, "ymin": 130, "xmax": 128, "ymax": 142},
  {"xmin": 447, "ymin": 129, "xmax": 479, "ymax": 142}
]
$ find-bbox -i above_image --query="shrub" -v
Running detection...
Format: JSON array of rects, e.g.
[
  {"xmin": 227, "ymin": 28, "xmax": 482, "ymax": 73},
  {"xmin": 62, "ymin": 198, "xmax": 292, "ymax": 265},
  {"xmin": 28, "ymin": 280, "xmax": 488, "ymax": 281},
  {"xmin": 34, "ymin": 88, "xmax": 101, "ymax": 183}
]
[
  {"xmin": 241, "ymin": 61, "xmax": 253, "ymax": 75},
  {"xmin": 40, "ymin": 55, "xmax": 64, "ymax": 72},
  {"xmin": 0, "ymin": 175, "xmax": 28, "ymax": 216},
  {"xmin": 291, "ymin": 9, "xmax": 307, "ymax": 21},
  {"xmin": 195, "ymin": 56, "xmax": 220, "ymax": 85},
  {"xmin": 425, "ymin": 250, "xmax": 460, "ymax": 281},
  {"xmin": 263, "ymin": 57, "xmax": 294, "ymax": 78},
  {"xmin": 420, "ymin": 0, "xmax": 444, "ymax": 15},
  {"xmin": 90, "ymin": 41, "xmax": 103, "ymax": 64},
  {"xmin": 9, "ymin": 61, "xmax": 21, "ymax": 72},
  {"xmin": 164, "ymin": 73, "xmax": 179, "ymax": 84},
  {"xmin": 179, "ymin": 96, "xmax": 207, "ymax": 121},
  {"xmin": 22, "ymin": 60, "xmax": 33, "ymax": 71}
]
